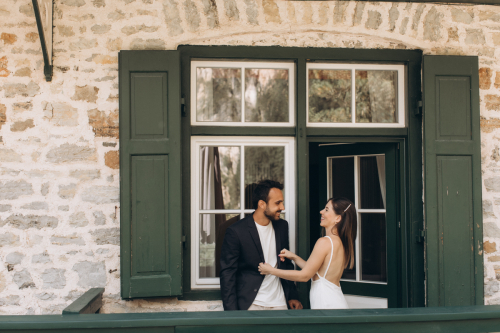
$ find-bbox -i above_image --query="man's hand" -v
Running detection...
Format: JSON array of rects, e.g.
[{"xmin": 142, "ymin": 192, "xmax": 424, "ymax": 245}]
[{"xmin": 288, "ymin": 299, "xmax": 303, "ymax": 310}]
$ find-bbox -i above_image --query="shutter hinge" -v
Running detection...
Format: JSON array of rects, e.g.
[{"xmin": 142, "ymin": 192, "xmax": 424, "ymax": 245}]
[
  {"xmin": 415, "ymin": 99, "xmax": 423, "ymax": 117},
  {"xmin": 181, "ymin": 96, "xmax": 186, "ymax": 117},
  {"xmin": 416, "ymin": 229, "xmax": 426, "ymax": 243},
  {"xmin": 182, "ymin": 235, "xmax": 186, "ymax": 244}
]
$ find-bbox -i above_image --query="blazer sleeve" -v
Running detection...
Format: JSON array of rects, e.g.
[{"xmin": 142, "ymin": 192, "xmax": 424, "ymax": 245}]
[
  {"xmin": 282, "ymin": 221, "xmax": 299, "ymax": 301},
  {"xmin": 219, "ymin": 227, "xmax": 240, "ymax": 310}
]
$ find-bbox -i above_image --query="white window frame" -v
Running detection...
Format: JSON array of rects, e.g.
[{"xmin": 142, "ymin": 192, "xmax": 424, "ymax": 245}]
[
  {"xmin": 191, "ymin": 136, "xmax": 296, "ymax": 289},
  {"xmin": 191, "ymin": 60, "xmax": 295, "ymax": 127},
  {"xmin": 327, "ymin": 154, "xmax": 388, "ymax": 285},
  {"xmin": 307, "ymin": 63, "xmax": 406, "ymax": 128}
]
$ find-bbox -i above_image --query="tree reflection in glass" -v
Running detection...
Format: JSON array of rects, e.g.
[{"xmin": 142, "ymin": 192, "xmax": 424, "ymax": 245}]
[
  {"xmin": 355, "ymin": 70, "xmax": 397, "ymax": 123},
  {"xmin": 308, "ymin": 69, "xmax": 351, "ymax": 123},
  {"xmin": 196, "ymin": 68, "xmax": 242, "ymax": 122},
  {"xmin": 245, "ymin": 69, "xmax": 289, "ymax": 123}
]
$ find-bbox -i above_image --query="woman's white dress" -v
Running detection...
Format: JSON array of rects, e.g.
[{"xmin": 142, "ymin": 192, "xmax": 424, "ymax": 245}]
[{"xmin": 309, "ymin": 236, "xmax": 349, "ymax": 309}]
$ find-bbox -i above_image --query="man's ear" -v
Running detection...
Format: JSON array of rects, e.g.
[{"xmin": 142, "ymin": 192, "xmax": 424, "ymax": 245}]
[{"xmin": 258, "ymin": 199, "xmax": 267, "ymax": 210}]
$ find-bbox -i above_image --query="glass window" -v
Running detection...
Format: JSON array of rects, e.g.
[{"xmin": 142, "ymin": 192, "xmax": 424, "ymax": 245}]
[
  {"xmin": 191, "ymin": 61, "xmax": 295, "ymax": 127},
  {"xmin": 307, "ymin": 63, "xmax": 405, "ymax": 128},
  {"xmin": 191, "ymin": 137, "xmax": 295, "ymax": 289}
]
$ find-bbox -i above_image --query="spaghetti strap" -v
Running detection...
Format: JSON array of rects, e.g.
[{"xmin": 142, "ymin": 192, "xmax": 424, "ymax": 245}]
[{"xmin": 320, "ymin": 236, "xmax": 334, "ymax": 279}]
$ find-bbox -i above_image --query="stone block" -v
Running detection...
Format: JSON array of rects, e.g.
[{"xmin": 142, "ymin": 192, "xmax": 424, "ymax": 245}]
[
  {"xmin": 451, "ymin": 8, "xmax": 473, "ymax": 24},
  {"xmin": 41, "ymin": 304, "xmax": 67, "ymax": 315},
  {"xmin": 90, "ymin": 54, "xmax": 118, "ymax": 64},
  {"xmin": 106, "ymin": 38, "xmax": 122, "ymax": 51},
  {"xmin": 0, "ymin": 204, "xmax": 11, "ymax": 212},
  {"xmin": 73, "ymin": 261, "xmax": 106, "ymax": 287},
  {"xmin": 423, "ymin": 7, "xmax": 443, "ymax": 42},
  {"xmin": 105, "ymin": 151, "xmax": 119, "ymax": 169},
  {"xmin": 19, "ymin": 3, "xmax": 35, "ymax": 17},
  {"xmin": 484, "ymin": 222, "xmax": 500, "ymax": 238},
  {"xmin": 58, "ymin": 25, "xmax": 75, "ymax": 37},
  {"xmin": 91, "ymin": 227, "xmax": 120, "ymax": 245},
  {"xmin": 41, "ymin": 268, "xmax": 66, "ymax": 289},
  {"xmin": 6, "ymin": 252, "xmax": 24, "ymax": 265},
  {"xmin": 485, "ymin": 241, "xmax": 497, "ymax": 254},
  {"xmin": 7, "ymin": 214, "xmax": 58, "ymax": 230},
  {"xmin": 13, "ymin": 102, "xmax": 33, "ymax": 112},
  {"xmin": 58, "ymin": 205, "xmax": 69, "ymax": 211},
  {"xmin": 21, "ymin": 202, "xmax": 49, "ymax": 210},
  {"xmin": 480, "ymin": 68, "xmax": 492, "ymax": 90},
  {"xmin": 1, "ymin": 33, "xmax": 17, "ymax": 44},
  {"xmin": 0, "ymin": 56, "xmax": 8, "ymax": 77},
  {"xmin": 262, "ymin": 0, "xmax": 280, "ymax": 23},
  {"xmin": 69, "ymin": 169, "xmax": 101, "ymax": 181},
  {"xmin": 43, "ymin": 102, "xmax": 78, "ymax": 126},
  {"xmin": 91, "ymin": 24, "xmax": 111, "ymax": 34},
  {"xmin": 365, "ymin": 11, "xmax": 382, "ymax": 30},
  {"xmin": 465, "ymin": 28, "xmax": 485, "ymax": 45},
  {"xmin": 0, "ymin": 104, "xmax": 6, "ymax": 129},
  {"xmin": 3, "ymin": 82, "xmax": 40, "ymax": 98},
  {"xmin": 88, "ymin": 109, "xmax": 119, "ymax": 138},
  {"xmin": 0, "ymin": 295, "xmax": 20, "ymax": 306},
  {"xmin": 51, "ymin": 234, "xmax": 85, "ymax": 246},
  {"xmin": 481, "ymin": 118, "xmax": 500, "ymax": 134},
  {"xmin": 65, "ymin": 290, "xmax": 84, "ymax": 301},
  {"xmin": 0, "ymin": 232, "xmax": 20, "ymax": 247},
  {"xmin": 0, "ymin": 180, "xmax": 33, "ymax": 199},
  {"xmin": 92, "ymin": 0, "xmax": 105, "ymax": 7},
  {"xmin": 58, "ymin": 183, "xmax": 77, "ymax": 199},
  {"xmin": 25, "ymin": 32, "xmax": 38, "ymax": 42},
  {"xmin": 61, "ymin": 0, "xmax": 86, "ymax": 6},
  {"xmin": 10, "ymin": 119, "xmax": 34, "ymax": 132},
  {"xmin": 108, "ymin": 9, "xmax": 125, "ymax": 21},
  {"xmin": 485, "ymin": 279, "xmax": 500, "ymax": 296},
  {"xmin": 486, "ymin": 95, "xmax": 500, "ymax": 111},
  {"xmin": 32, "ymin": 252, "xmax": 51, "ymax": 264},
  {"xmin": 47, "ymin": 144, "xmax": 97, "ymax": 163},
  {"xmin": 71, "ymin": 85, "xmax": 99, "ymax": 103},
  {"xmin": 202, "ymin": 0, "xmax": 219, "ymax": 28},
  {"xmin": 485, "ymin": 177, "xmax": 500, "ymax": 192},
  {"xmin": 121, "ymin": 24, "xmax": 159, "ymax": 36},
  {"xmin": 36, "ymin": 293, "xmax": 56, "ymax": 301},
  {"xmin": 163, "ymin": 0, "xmax": 184, "ymax": 36},
  {"xmin": 13, "ymin": 269, "xmax": 35, "ymax": 289},
  {"xmin": 130, "ymin": 38, "xmax": 166, "ymax": 50},
  {"xmin": 82, "ymin": 186, "xmax": 119, "ymax": 204},
  {"xmin": 94, "ymin": 211, "xmax": 106, "ymax": 225},
  {"xmin": 184, "ymin": 0, "xmax": 201, "ymax": 31},
  {"xmin": 224, "ymin": 0, "xmax": 239, "ymax": 21},
  {"xmin": 41, "ymin": 182, "xmax": 50, "ymax": 196},
  {"xmin": 483, "ymin": 200, "xmax": 495, "ymax": 218},
  {"xmin": 69, "ymin": 211, "xmax": 89, "ymax": 227}
]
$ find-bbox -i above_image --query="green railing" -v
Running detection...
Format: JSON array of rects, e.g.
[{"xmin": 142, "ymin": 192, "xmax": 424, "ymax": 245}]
[{"xmin": 2, "ymin": 304, "xmax": 500, "ymax": 332}]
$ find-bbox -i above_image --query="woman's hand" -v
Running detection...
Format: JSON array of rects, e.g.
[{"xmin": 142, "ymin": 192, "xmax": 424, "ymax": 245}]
[
  {"xmin": 258, "ymin": 262, "xmax": 274, "ymax": 275},
  {"xmin": 278, "ymin": 248, "xmax": 296, "ymax": 262}
]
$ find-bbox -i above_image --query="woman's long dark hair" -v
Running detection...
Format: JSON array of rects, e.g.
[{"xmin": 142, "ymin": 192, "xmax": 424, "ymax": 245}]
[{"xmin": 328, "ymin": 197, "xmax": 357, "ymax": 270}]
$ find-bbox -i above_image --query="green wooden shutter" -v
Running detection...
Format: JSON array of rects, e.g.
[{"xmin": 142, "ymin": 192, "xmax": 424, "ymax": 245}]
[
  {"xmin": 119, "ymin": 51, "xmax": 182, "ymax": 298},
  {"xmin": 423, "ymin": 55, "xmax": 483, "ymax": 306}
]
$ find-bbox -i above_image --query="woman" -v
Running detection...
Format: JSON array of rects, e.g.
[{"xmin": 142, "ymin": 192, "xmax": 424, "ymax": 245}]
[{"xmin": 258, "ymin": 197, "xmax": 357, "ymax": 309}]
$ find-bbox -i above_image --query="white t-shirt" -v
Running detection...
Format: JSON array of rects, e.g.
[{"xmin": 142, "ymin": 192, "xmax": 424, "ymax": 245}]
[{"xmin": 253, "ymin": 221, "xmax": 287, "ymax": 307}]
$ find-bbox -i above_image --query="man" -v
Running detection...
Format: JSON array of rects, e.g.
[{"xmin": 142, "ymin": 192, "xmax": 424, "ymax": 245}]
[{"xmin": 220, "ymin": 179, "xmax": 303, "ymax": 311}]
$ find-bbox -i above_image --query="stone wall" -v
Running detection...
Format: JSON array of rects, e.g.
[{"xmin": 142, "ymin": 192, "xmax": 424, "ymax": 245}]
[{"xmin": 1, "ymin": 0, "xmax": 500, "ymax": 314}]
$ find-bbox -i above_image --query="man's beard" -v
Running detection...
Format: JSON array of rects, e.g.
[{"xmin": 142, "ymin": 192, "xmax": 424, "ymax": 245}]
[{"xmin": 264, "ymin": 207, "xmax": 281, "ymax": 221}]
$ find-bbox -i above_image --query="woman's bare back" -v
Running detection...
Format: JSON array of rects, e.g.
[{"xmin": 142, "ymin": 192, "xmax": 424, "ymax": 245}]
[{"xmin": 311, "ymin": 235, "xmax": 345, "ymax": 287}]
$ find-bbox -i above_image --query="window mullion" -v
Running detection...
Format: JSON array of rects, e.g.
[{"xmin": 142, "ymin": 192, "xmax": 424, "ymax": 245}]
[
  {"xmin": 355, "ymin": 155, "xmax": 361, "ymax": 282},
  {"xmin": 351, "ymin": 68, "xmax": 355, "ymax": 124},
  {"xmin": 241, "ymin": 67, "xmax": 245, "ymax": 124}
]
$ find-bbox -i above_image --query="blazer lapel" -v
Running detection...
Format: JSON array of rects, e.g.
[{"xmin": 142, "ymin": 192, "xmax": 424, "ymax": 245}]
[
  {"xmin": 272, "ymin": 220, "xmax": 281, "ymax": 268},
  {"xmin": 247, "ymin": 217, "xmax": 265, "ymax": 263}
]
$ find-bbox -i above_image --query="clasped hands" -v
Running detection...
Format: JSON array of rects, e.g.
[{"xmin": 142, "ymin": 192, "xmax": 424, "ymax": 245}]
[{"xmin": 258, "ymin": 248, "xmax": 294, "ymax": 275}]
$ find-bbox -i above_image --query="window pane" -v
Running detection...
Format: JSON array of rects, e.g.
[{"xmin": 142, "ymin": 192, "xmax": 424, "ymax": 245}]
[
  {"xmin": 355, "ymin": 70, "xmax": 397, "ymax": 123},
  {"xmin": 199, "ymin": 213, "xmax": 240, "ymax": 278},
  {"xmin": 244, "ymin": 146, "xmax": 285, "ymax": 210},
  {"xmin": 200, "ymin": 146, "xmax": 240, "ymax": 210},
  {"xmin": 196, "ymin": 68, "xmax": 242, "ymax": 122},
  {"xmin": 359, "ymin": 156, "xmax": 385, "ymax": 209},
  {"xmin": 309, "ymin": 70, "xmax": 352, "ymax": 123},
  {"xmin": 330, "ymin": 156, "xmax": 355, "ymax": 203},
  {"xmin": 245, "ymin": 69, "xmax": 289, "ymax": 123},
  {"xmin": 360, "ymin": 213, "xmax": 387, "ymax": 282}
]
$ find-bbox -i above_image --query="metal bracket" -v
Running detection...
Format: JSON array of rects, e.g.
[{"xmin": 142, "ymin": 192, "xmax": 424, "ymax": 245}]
[
  {"xmin": 181, "ymin": 96, "xmax": 186, "ymax": 117},
  {"xmin": 416, "ymin": 229, "xmax": 426, "ymax": 243},
  {"xmin": 32, "ymin": 0, "xmax": 53, "ymax": 82}
]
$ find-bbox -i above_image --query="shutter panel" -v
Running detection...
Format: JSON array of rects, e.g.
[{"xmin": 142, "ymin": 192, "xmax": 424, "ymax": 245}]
[
  {"xmin": 119, "ymin": 51, "xmax": 182, "ymax": 298},
  {"xmin": 423, "ymin": 56, "xmax": 483, "ymax": 306}
]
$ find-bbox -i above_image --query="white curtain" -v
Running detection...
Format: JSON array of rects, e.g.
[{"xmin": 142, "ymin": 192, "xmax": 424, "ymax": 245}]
[
  {"xmin": 376, "ymin": 155, "xmax": 386, "ymax": 209},
  {"xmin": 200, "ymin": 147, "xmax": 216, "ymax": 237}
]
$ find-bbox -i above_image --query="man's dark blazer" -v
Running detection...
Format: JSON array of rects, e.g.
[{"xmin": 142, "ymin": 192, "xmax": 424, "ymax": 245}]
[{"xmin": 220, "ymin": 214, "xmax": 299, "ymax": 311}]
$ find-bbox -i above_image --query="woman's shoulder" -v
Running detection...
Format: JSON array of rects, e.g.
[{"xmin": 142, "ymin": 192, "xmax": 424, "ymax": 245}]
[{"xmin": 314, "ymin": 236, "xmax": 333, "ymax": 251}]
